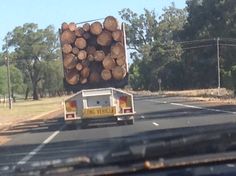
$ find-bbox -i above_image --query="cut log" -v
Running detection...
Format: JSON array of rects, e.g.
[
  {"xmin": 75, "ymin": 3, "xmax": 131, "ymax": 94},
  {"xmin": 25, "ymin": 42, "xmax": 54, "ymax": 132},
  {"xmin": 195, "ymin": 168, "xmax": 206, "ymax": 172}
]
[
  {"xmin": 90, "ymin": 22, "xmax": 103, "ymax": 35},
  {"xmin": 72, "ymin": 47, "xmax": 80, "ymax": 55},
  {"xmin": 77, "ymin": 50, "xmax": 87, "ymax": 60},
  {"xmin": 60, "ymin": 30, "xmax": 76, "ymax": 44},
  {"xmin": 63, "ymin": 54, "xmax": 77, "ymax": 69},
  {"xmin": 116, "ymin": 56, "xmax": 126, "ymax": 66},
  {"xmin": 102, "ymin": 54, "xmax": 116, "ymax": 70},
  {"xmin": 80, "ymin": 77, "xmax": 88, "ymax": 84},
  {"xmin": 101, "ymin": 69, "xmax": 112, "ymax": 81},
  {"xmin": 86, "ymin": 46, "xmax": 96, "ymax": 55},
  {"xmin": 97, "ymin": 30, "xmax": 113, "ymax": 46},
  {"xmin": 75, "ymin": 27, "xmax": 84, "ymax": 37},
  {"xmin": 83, "ymin": 32, "xmax": 91, "ymax": 40},
  {"xmin": 80, "ymin": 67, "xmax": 90, "ymax": 78},
  {"xmin": 112, "ymin": 66, "xmax": 127, "ymax": 80},
  {"xmin": 111, "ymin": 42, "xmax": 125, "ymax": 58},
  {"xmin": 62, "ymin": 44, "xmax": 72, "ymax": 54},
  {"xmin": 76, "ymin": 63, "xmax": 83, "ymax": 71},
  {"xmin": 65, "ymin": 69, "xmax": 79, "ymax": 85},
  {"xmin": 83, "ymin": 23, "xmax": 90, "ymax": 32},
  {"xmin": 87, "ymin": 54, "xmax": 94, "ymax": 61},
  {"xmin": 103, "ymin": 16, "xmax": 118, "ymax": 32},
  {"xmin": 61, "ymin": 22, "xmax": 69, "ymax": 31},
  {"xmin": 75, "ymin": 38, "xmax": 87, "ymax": 49},
  {"xmin": 112, "ymin": 29, "xmax": 123, "ymax": 42},
  {"xmin": 101, "ymin": 46, "xmax": 111, "ymax": 55},
  {"xmin": 89, "ymin": 72, "xmax": 100, "ymax": 83},
  {"xmin": 68, "ymin": 22, "xmax": 77, "ymax": 32},
  {"xmin": 94, "ymin": 50, "xmax": 105, "ymax": 61},
  {"xmin": 81, "ymin": 59, "xmax": 90, "ymax": 67}
]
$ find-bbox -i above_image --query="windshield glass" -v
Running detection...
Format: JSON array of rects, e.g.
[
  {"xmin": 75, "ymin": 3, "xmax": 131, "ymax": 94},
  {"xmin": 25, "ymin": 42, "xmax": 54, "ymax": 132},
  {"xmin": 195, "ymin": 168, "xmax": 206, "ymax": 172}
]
[{"xmin": 1, "ymin": 0, "xmax": 236, "ymax": 175}]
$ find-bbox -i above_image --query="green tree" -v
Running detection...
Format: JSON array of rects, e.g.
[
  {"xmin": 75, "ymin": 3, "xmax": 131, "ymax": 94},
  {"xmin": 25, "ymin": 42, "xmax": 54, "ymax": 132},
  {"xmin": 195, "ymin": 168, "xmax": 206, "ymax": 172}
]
[
  {"xmin": 9, "ymin": 65, "xmax": 25, "ymax": 97},
  {"xmin": 0, "ymin": 65, "xmax": 24, "ymax": 96},
  {"xmin": 180, "ymin": 0, "xmax": 236, "ymax": 89},
  {"xmin": 231, "ymin": 65, "xmax": 236, "ymax": 95},
  {"xmin": 0, "ymin": 66, "xmax": 7, "ymax": 95},
  {"xmin": 40, "ymin": 59, "xmax": 64, "ymax": 97},
  {"xmin": 120, "ymin": 4, "xmax": 187, "ymax": 90},
  {"xmin": 4, "ymin": 23, "xmax": 59, "ymax": 100}
]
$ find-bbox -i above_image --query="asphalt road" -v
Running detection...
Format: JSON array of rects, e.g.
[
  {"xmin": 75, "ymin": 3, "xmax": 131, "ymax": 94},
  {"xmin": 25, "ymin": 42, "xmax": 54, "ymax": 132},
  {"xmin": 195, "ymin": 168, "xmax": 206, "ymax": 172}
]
[{"xmin": 0, "ymin": 95, "xmax": 236, "ymax": 172}]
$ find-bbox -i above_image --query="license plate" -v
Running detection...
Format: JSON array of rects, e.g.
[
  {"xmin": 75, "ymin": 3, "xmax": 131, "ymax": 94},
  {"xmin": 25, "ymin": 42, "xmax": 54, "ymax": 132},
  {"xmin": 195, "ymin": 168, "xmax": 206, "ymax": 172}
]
[{"xmin": 83, "ymin": 107, "xmax": 116, "ymax": 117}]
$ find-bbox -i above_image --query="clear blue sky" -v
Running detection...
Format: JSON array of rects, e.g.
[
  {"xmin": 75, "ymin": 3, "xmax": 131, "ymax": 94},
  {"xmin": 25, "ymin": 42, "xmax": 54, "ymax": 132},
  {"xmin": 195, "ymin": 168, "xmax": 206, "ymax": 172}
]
[{"xmin": 0, "ymin": 0, "xmax": 186, "ymax": 51}]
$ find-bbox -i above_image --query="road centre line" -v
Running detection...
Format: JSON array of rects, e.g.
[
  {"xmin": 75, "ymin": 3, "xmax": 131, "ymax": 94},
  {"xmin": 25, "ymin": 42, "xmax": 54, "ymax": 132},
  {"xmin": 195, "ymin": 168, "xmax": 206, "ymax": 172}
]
[
  {"xmin": 147, "ymin": 100, "xmax": 236, "ymax": 115},
  {"xmin": 17, "ymin": 125, "xmax": 65, "ymax": 165},
  {"xmin": 152, "ymin": 122, "xmax": 159, "ymax": 126}
]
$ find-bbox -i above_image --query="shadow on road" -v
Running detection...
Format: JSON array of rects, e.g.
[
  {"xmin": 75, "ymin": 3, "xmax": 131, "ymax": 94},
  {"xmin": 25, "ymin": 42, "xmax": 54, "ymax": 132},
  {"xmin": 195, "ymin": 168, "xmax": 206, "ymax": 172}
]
[
  {"xmin": 1, "ymin": 122, "xmax": 236, "ymax": 169},
  {"xmin": 0, "ymin": 117, "xmax": 65, "ymax": 136}
]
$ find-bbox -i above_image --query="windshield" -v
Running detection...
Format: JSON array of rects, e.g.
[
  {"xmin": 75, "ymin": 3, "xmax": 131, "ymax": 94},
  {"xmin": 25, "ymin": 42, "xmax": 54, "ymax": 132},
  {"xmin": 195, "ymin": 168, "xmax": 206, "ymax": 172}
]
[{"xmin": 1, "ymin": 0, "xmax": 236, "ymax": 175}]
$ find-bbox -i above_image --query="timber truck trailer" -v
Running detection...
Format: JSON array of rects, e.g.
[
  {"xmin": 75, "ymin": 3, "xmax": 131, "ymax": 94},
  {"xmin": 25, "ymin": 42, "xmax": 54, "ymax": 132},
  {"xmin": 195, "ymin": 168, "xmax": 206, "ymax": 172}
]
[{"xmin": 59, "ymin": 16, "xmax": 135, "ymax": 128}]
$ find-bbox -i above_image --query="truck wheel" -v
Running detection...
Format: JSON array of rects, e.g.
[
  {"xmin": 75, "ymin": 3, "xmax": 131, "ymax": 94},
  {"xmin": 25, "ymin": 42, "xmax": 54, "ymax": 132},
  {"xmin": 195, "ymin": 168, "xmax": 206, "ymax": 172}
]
[
  {"xmin": 80, "ymin": 121, "xmax": 88, "ymax": 129},
  {"xmin": 127, "ymin": 117, "xmax": 134, "ymax": 125},
  {"xmin": 66, "ymin": 123, "xmax": 77, "ymax": 130}
]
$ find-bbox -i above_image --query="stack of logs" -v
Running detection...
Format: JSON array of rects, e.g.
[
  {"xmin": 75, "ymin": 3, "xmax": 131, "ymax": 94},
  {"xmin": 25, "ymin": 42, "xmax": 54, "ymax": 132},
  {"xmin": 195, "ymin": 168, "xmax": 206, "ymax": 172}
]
[{"xmin": 60, "ymin": 16, "xmax": 127, "ymax": 85}]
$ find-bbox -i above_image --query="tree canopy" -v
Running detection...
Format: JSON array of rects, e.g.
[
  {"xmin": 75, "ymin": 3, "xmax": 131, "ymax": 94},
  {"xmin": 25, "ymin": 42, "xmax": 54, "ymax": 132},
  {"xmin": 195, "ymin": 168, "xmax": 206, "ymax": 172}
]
[
  {"xmin": 3, "ymin": 23, "xmax": 60, "ymax": 100},
  {"xmin": 120, "ymin": 0, "xmax": 236, "ymax": 92}
]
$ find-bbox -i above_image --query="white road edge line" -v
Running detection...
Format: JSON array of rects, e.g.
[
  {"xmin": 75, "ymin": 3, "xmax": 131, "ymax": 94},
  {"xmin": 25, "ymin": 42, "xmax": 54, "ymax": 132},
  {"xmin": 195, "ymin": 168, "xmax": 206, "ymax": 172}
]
[
  {"xmin": 153, "ymin": 122, "xmax": 159, "ymax": 126},
  {"xmin": 170, "ymin": 102, "xmax": 236, "ymax": 114},
  {"xmin": 17, "ymin": 125, "xmax": 65, "ymax": 165},
  {"xmin": 147, "ymin": 100, "xmax": 236, "ymax": 114}
]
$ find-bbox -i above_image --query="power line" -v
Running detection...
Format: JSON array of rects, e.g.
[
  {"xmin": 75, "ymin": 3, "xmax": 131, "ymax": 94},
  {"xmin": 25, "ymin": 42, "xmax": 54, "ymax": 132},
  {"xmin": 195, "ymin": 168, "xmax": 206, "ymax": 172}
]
[
  {"xmin": 219, "ymin": 43, "xmax": 236, "ymax": 47},
  {"xmin": 163, "ymin": 44, "xmax": 214, "ymax": 52},
  {"xmin": 175, "ymin": 38, "xmax": 215, "ymax": 44}
]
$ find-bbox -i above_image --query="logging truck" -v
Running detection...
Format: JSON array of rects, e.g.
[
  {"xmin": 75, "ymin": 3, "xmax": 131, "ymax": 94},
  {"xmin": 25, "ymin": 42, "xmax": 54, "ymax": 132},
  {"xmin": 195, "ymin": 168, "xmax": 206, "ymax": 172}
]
[{"xmin": 59, "ymin": 16, "xmax": 135, "ymax": 128}]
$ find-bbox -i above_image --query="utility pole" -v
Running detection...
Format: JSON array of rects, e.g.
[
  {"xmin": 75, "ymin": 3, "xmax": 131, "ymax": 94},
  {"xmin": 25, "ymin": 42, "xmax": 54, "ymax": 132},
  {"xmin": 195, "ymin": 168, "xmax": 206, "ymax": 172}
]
[
  {"xmin": 217, "ymin": 37, "xmax": 220, "ymax": 96},
  {"xmin": 5, "ymin": 39, "xmax": 12, "ymax": 109},
  {"xmin": 158, "ymin": 79, "xmax": 162, "ymax": 94}
]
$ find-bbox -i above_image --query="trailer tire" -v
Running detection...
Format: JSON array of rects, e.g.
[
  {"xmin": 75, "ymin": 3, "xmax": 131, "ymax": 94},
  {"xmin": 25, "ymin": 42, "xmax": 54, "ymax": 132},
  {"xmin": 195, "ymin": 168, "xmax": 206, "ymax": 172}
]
[
  {"xmin": 80, "ymin": 120, "xmax": 88, "ymax": 129},
  {"xmin": 127, "ymin": 118, "xmax": 134, "ymax": 125},
  {"xmin": 66, "ymin": 123, "xmax": 77, "ymax": 130}
]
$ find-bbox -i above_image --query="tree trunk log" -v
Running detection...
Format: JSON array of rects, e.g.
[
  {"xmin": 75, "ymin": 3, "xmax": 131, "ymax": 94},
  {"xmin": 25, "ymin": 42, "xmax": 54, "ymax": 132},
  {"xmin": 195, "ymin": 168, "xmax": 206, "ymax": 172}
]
[
  {"xmin": 60, "ymin": 30, "xmax": 76, "ymax": 44},
  {"xmin": 83, "ymin": 23, "xmax": 90, "ymax": 32},
  {"xmin": 97, "ymin": 30, "xmax": 113, "ymax": 46},
  {"xmin": 62, "ymin": 43, "xmax": 72, "ymax": 54},
  {"xmin": 116, "ymin": 56, "xmax": 126, "ymax": 66},
  {"xmin": 75, "ymin": 38, "xmax": 87, "ymax": 49},
  {"xmin": 87, "ymin": 54, "xmax": 94, "ymax": 61},
  {"xmin": 103, "ymin": 16, "xmax": 118, "ymax": 32},
  {"xmin": 111, "ymin": 42, "xmax": 125, "ymax": 58},
  {"xmin": 68, "ymin": 22, "xmax": 77, "ymax": 32},
  {"xmin": 65, "ymin": 69, "xmax": 79, "ymax": 85},
  {"xmin": 112, "ymin": 29, "xmax": 123, "ymax": 42},
  {"xmin": 61, "ymin": 22, "xmax": 69, "ymax": 31},
  {"xmin": 102, "ymin": 54, "xmax": 116, "ymax": 70},
  {"xmin": 94, "ymin": 50, "xmax": 105, "ymax": 61},
  {"xmin": 112, "ymin": 66, "xmax": 127, "ymax": 80},
  {"xmin": 101, "ymin": 69, "xmax": 112, "ymax": 81},
  {"xmin": 86, "ymin": 46, "xmax": 96, "ymax": 55},
  {"xmin": 76, "ymin": 63, "xmax": 83, "ymax": 71},
  {"xmin": 83, "ymin": 32, "xmax": 91, "ymax": 40},
  {"xmin": 75, "ymin": 27, "xmax": 84, "ymax": 37},
  {"xmin": 89, "ymin": 72, "xmax": 100, "ymax": 83},
  {"xmin": 77, "ymin": 50, "xmax": 87, "ymax": 60},
  {"xmin": 72, "ymin": 47, "xmax": 80, "ymax": 55},
  {"xmin": 90, "ymin": 22, "xmax": 103, "ymax": 35},
  {"xmin": 80, "ymin": 77, "xmax": 88, "ymax": 84},
  {"xmin": 63, "ymin": 53, "xmax": 77, "ymax": 69},
  {"xmin": 80, "ymin": 67, "xmax": 90, "ymax": 78}
]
